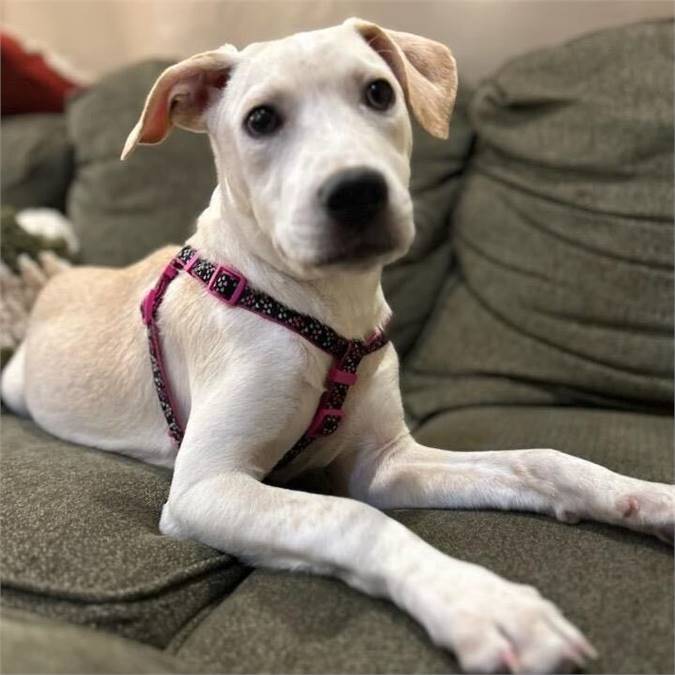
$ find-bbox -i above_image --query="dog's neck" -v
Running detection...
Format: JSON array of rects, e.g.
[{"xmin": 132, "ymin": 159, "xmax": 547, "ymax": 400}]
[{"xmin": 187, "ymin": 188, "xmax": 391, "ymax": 340}]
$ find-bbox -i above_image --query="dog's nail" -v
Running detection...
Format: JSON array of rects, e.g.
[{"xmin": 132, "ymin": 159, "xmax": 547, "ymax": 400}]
[{"xmin": 579, "ymin": 638, "xmax": 598, "ymax": 660}]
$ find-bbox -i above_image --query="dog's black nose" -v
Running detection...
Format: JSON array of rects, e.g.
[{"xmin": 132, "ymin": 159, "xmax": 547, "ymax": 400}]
[{"xmin": 319, "ymin": 168, "xmax": 388, "ymax": 227}]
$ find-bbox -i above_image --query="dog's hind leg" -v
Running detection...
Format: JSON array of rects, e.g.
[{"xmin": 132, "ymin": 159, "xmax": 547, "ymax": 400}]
[
  {"xmin": 1, "ymin": 342, "xmax": 29, "ymax": 417},
  {"xmin": 335, "ymin": 435, "xmax": 675, "ymax": 544}
]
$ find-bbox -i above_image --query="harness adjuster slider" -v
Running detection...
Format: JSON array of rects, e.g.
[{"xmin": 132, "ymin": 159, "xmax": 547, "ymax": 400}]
[
  {"xmin": 327, "ymin": 366, "xmax": 358, "ymax": 386},
  {"xmin": 306, "ymin": 407, "xmax": 344, "ymax": 438},
  {"xmin": 163, "ymin": 264, "xmax": 180, "ymax": 280},
  {"xmin": 207, "ymin": 265, "xmax": 247, "ymax": 305}
]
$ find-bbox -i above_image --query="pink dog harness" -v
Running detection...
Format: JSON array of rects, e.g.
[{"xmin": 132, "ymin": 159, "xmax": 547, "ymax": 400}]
[{"xmin": 141, "ymin": 245, "xmax": 389, "ymax": 471}]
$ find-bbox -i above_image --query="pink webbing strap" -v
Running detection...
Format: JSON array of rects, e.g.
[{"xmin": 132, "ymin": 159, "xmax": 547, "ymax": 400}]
[
  {"xmin": 141, "ymin": 256, "xmax": 192, "ymax": 444},
  {"xmin": 141, "ymin": 246, "xmax": 389, "ymax": 470}
]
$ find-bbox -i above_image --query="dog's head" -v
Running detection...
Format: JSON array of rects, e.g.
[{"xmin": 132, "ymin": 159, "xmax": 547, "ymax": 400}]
[{"xmin": 122, "ymin": 19, "xmax": 457, "ymax": 278}]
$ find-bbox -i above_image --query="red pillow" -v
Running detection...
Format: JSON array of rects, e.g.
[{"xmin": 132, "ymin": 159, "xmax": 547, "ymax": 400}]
[{"xmin": 1, "ymin": 32, "xmax": 82, "ymax": 115}]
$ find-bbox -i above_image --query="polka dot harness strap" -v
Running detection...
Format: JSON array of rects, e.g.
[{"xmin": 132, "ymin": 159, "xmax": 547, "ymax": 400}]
[{"xmin": 140, "ymin": 245, "xmax": 389, "ymax": 472}]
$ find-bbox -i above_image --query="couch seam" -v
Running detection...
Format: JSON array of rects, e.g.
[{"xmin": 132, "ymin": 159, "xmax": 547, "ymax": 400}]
[
  {"xmin": 165, "ymin": 568, "xmax": 255, "ymax": 659},
  {"xmin": 0, "ymin": 555, "xmax": 242, "ymax": 603}
]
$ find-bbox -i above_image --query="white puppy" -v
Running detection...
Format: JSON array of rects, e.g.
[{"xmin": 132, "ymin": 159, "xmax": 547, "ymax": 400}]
[{"xmin": 2, "ymin": 19, "xmax": 672, "ymax": 674}]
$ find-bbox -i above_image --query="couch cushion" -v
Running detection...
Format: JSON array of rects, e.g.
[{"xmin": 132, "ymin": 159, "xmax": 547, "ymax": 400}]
[
  {"xmin": 66, "ymin": 60, "xmax": 216, "ymax": 267},
  {"xmin": 1, "ymin": 114, "xmax": 73, "ymax": 211},
  {"xmin": 1, "ymin": 405, "xmax": 671, "ymax": 673},
  {"xmin": 173, "ymin": 405, "xmax": 673, "ymax": 674},
  {"xmin": 402, "ymin": 19, "xmax": 674, "ymax": 422},
  {"xmin": 0, "ymin": 415, "xmax": 247, "ymax": 648},
  {"xmin": 1, "ymin": 607, "xmax": 187, "ymax": 674},
  {"xmin": 382, "ymin": 87, "xmax": 474, "ymax": 355}
]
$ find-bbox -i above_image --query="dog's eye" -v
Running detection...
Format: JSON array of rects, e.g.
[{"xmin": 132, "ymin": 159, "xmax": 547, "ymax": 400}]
[
  {"xmin": 364, "ymin": 79, "xmax": 395, "ymax": 111},
  {"xmin": 245, "ymin": 106, "xmax": 282, "ymax": 137}
]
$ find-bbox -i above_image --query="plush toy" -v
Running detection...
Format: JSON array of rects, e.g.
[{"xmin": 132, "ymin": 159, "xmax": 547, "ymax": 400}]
[
  {"xmin": 0, "ymin": 207, "xmax": 78, "ymax": 367},
  {"xmin": 1, "ymin": 31, "xmax": 84, "ymax": 115}
]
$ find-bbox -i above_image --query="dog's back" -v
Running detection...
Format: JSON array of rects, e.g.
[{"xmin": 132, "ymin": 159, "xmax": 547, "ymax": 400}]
[{"xmin": 1, "ymin": 246, "xmax": 180, "ymax": 463}]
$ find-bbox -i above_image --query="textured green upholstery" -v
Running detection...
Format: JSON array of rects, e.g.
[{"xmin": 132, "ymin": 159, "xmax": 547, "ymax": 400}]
[
  {"xmin": 1, "ymin": 114, "xmax": 73, "ymax": 211},
  {"xmin": 1, "ymin": 608, "xmax": 188, "ymax": 674},
  {"xmin": 1, "ymin": 409, "xmax": 671, "ymax": 673},
  {"xmin": 66, "ymin": 61, "xmax": 216, "ymax": 267},
  {"xmin": 382, "ymin": 95, "xmax": 474, "ymax": 354},
  {"xmin": 0, "ymin": 416, "xmax": 247, "ymax": 648},
  {"xmin": 403, "ymin": 19, "xmax": 674, "ymax": 423}
]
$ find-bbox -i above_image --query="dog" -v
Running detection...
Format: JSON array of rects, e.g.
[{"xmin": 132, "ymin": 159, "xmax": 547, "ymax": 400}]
[{"xmin": 2, "ymin": 18, "xmax": 673, "ymax": 674}]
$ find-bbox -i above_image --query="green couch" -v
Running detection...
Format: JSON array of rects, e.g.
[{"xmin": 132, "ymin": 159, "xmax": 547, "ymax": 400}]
[{"xmin": 2, "ymin": 19, "xmax": 673, "ymax": 674}]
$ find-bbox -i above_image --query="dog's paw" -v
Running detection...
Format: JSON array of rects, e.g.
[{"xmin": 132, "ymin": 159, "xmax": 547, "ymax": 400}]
[
  {"xmin": 407, "ymin": 567, "xmax": 596, "ymax": 674},
  {"xmin": 614, "ymin": 481, "xmax": 674, "ymax": 544}
]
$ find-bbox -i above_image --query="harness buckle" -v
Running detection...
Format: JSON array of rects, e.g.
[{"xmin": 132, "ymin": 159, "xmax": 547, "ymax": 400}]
[
  {"xmin": 164, "ymin": 262, "xmax": 180, "ymax": 279},
  {"xmin": 207, "ymin": 265, "xmax": 247, "ymax": 305},
  {"xmin": 306, "ymin": 407, "xmax": 344, "ymax": 438}
]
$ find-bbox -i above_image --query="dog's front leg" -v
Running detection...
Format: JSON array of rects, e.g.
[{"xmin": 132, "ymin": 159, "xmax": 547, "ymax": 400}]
[
  {"xmin": 338, "ymin": 434, "xmax": 674, "ymax": 543},
  {"xmin": 160, "ymin": 401, "xmax": 594, "ymax": 673}
]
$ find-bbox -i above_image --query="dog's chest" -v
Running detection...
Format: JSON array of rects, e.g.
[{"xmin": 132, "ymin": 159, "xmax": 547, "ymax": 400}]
[
  {"xmin": 163, "ymin": 278, "xmax": 391, "ymax": 476},
  {"xmin": 268, "ymin": 345, "xmax": 391, "ymax": 479}
]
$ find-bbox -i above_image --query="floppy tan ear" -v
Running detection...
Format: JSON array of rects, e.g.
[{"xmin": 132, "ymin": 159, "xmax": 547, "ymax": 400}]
[
  {"xmin": 346, "ymin": 18, "xmax": 457, "ymax": 139},
  {"xmin": 121, "ymin": 45, "xmax": 238, "ymax": 160}
]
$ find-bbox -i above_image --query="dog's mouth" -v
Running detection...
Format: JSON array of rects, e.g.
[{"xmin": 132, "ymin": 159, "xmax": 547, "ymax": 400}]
[{"xmin": 311, "ymin": 239, "xmax": 400, "ymax": 269}]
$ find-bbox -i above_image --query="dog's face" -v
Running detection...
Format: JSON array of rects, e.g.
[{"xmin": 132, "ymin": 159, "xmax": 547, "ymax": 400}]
[
  {"xmin": 123, "ymin": 19, "xmax": 457, "ymax": 278},
  {"xmin": 213, "ymin": 25, "xmax": 415, "ymax": 275}
]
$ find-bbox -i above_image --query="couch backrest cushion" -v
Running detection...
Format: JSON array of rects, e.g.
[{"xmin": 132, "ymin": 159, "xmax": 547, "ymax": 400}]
[
  {"xmin": 1, "ymin": 113, "xmax": 73, "ymax": 211},
  {"xmin": 403, "ymin": 19, "xmax": 674, "ymax": 422},
  {"xmin": 384, "ymin": 87, "xmax": 474, "ymax": 354},
  {"xmin": 66, "ymin": 60, "xmax": 216, "ymax": 267}
]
